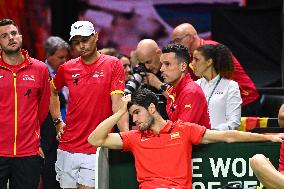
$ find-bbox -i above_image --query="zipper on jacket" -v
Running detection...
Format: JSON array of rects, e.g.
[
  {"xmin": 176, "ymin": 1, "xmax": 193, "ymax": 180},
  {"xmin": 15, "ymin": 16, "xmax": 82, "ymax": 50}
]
[{"xmin": 13, "ymin": 72, "xmax": 18, "ymax": 156}]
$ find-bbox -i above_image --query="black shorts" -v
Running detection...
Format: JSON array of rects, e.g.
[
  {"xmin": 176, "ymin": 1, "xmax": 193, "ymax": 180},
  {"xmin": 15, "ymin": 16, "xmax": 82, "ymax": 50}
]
[{"xmin": 0, "ymin": 155, "xmax": 41, "ymax": 189}]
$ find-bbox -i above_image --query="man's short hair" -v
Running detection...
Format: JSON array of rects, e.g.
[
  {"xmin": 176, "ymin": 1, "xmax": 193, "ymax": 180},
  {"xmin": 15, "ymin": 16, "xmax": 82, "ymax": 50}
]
[
  {"xmin": 127, "ymin": 88, "xmax": 159, "ymax": 112},
  {"xmin": 162, "ymin": 43, "xmax": 190, "ymax": 66},
  {"xmin": 0, "ymin": 19, "xmax": 18, "ymax": 28},
  {"xmin": 44, "ymin": 36, "xmax": 70, "ymax": 56}
]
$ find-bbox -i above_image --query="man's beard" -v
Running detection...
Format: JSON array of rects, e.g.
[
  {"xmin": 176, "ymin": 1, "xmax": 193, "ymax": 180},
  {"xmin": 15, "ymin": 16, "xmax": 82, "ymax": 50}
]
[
  {"xmin": 139, "ymin": 116, "xmax": 155, "ymax": 131},
  {"xmin": 2, "ymin": 43, "xmax": 21, "ymax": 55}
]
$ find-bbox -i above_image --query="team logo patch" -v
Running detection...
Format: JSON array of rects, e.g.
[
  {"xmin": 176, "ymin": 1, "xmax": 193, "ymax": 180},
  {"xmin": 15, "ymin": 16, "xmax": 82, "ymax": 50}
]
[
  {"xmin": 73, "ymin": 78, "xmax": 79, "ymax": 86},
  {"xmin": 215, "ymin": 91, "xmax": 224, "ymax": 95},
  {"xmin": 74, "ymin": 25, "xmax": 83, "ymax": 29},
  {"xmin": 170, "ymin": 103, "xmax": 177, "ymax": 112},
  {"xmin": 170, "ymin": 132, "xmax": 180, "ymax": 140},
  {"xmin": 24, "ymin": 89, "xmax": 32, "ymax": 99},
  {"xmin": 71, "ymin": 74, "xmax": 80, "ymax": 78},
  {"xmin": 140, "ymin": 138, "xmax": 149, "ymax": 142},
  {"xmin": 184, "ymin": 104, "xmax": 192, "ymax": 109},
  {"xmin": 23, "ymin": 74, "xmax": 35, "ymax": 81},
  {"xmin": 93, "ymin": 71, "xmax": 104, "ymax": 78}
]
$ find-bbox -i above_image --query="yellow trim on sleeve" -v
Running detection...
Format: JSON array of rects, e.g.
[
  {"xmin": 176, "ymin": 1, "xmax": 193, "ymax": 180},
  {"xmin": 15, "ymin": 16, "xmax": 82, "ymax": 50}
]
[{"xmin": 110, "ymin": 90, "xmax": 124, "ymax": 95}]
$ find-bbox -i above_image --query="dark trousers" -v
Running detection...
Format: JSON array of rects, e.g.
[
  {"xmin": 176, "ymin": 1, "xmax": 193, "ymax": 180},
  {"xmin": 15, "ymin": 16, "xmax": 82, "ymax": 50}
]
[
  {"xmin": 0, "ymin": 156, "xmax": 41, "ymax": 189},
  {"xmin": 40, "ymin": 113, "xmax": 60, "ymax": 189}
]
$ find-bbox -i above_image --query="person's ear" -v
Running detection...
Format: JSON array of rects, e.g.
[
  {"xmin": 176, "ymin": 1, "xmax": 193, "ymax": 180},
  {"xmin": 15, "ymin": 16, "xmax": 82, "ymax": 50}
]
[
  {"xmin": 181, "ymin": 61, "xmax": 187, "ymax": 72},
  {"xmin": 94, "ymin": 32, "xmax": 99, "ymax": 42},
  {"xmin": 148, "ymin": 103, "xmax": 156, "ymax": 114},
  {"xmin": 207, "ymin": 58, "xmax": 213, "ymax": 67},
  {"xmin": 156, "ymin": 48, "xmax": 162, "ymax": 56},
  {"xmin": 46, "ymin": 53, "xmax": 51, "ymax": 59}
]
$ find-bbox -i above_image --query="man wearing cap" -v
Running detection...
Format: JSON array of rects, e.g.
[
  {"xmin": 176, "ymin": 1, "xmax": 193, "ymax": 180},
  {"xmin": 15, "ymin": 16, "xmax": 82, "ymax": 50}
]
[
  {"xmin": 41, "ymin": 36, "xmax": 70, "ymax": 189},
  {"xmin": 50, "ymin": 20, "xmax": 128, "ymax": 189}
]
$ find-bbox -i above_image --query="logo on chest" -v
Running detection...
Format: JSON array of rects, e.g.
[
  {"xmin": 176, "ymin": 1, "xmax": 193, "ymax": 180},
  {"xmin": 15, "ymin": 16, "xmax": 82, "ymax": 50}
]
[
  {"xmin": 23, "ymin": 74, "xmax": 35, "ymax": 81},
  {"xmin": 92, "ymin": 71, "xmax": 104, "ymax": 78},
  {"xmin": 24, "ymin": 89, "xmax": 32, "ymax": 99},
  {"xmin": 71, "ymin": 74, "xmax": 80, "ymax": 78},
  {"xmin": 71, "ymin": 73, "xmax": 80, "ymax": 86},
  {"xmin": 214, "ymin": 91, "xmax": 224, "ymax": 95},
  {"xmin": 169, "ymin": 102, "xmax": 178, "ymax": 112},
  {"xmin": 170, "ymin": 132, "xmax": 180, "ymax": 140}
]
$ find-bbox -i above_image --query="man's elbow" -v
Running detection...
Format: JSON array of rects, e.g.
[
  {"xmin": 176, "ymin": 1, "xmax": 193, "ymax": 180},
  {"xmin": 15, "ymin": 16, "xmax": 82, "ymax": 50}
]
[{"xmin": 87, "ymin": 136, "xmax": 103, "ymax": 147}]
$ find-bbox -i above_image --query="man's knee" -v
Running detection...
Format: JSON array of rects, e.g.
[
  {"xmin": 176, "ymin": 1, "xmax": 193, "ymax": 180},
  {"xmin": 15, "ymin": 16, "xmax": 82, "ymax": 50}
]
[{"xmin": 250, "ymin": 154, "xmax": 267, "ymax": 170}]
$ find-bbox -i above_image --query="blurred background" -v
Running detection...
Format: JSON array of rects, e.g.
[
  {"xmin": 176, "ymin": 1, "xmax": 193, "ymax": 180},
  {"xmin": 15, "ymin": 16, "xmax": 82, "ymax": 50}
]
[{"xmin": 0, "ymin": 0, "xmax": 282, "ymax": 88}]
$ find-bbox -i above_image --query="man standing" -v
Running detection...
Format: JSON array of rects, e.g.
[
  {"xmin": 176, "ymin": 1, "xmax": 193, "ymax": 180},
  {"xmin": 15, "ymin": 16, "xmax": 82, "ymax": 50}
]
[
  {"xmin": 41, "ymin": 36, "xmax": 70, "ymax": 189},
  {"xmin": 88, "ymin": 88, "xmax": 283, "ymax": 189},
  {"xmin": 0, "ymin": 18, "xmax": 50, "ymax": 189},
  {"xmin": 172, "ymin": 23, "xmax": 259, "ymax": 114},
  {"xmin": 50, "ymin": 21, "xmax": 128, "ymax": 189},
  {"xmin": 160, "ymin": 43, "xmax": 211, "ymax": 129},
  {"xmin": 44, "ymin": 36, "xmax": 69, "ymax": 120}
]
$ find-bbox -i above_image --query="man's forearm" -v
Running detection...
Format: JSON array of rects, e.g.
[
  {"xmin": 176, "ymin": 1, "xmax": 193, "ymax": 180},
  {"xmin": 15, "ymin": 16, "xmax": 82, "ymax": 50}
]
[
  {"xmin": 224, "ymin": 130, "xmax": 276, "ymax": 143},
  {"xmin": 49, "ymin": 85, "xmax": 61, "ymax": 120},
  {"xmin": 117, "ymin": 113, "xmax": 129, "ymax": 131},
  {"xmin": 88, "ymin": 109, "xmax": 126, "ymax": 146},
  {"xmin": 112, "ymin": 93, "xmax": 129, "ymax": 131}
]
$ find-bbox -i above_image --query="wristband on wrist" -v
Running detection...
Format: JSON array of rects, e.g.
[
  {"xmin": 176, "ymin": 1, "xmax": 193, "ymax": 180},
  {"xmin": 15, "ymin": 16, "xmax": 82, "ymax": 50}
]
[
  {"xmin": 53, "ymin": 117, "xmax": 63, "ymax": 127},
  {"xmin": 159, "ymin": 83, "xmax": 169, "ymax": 93}
]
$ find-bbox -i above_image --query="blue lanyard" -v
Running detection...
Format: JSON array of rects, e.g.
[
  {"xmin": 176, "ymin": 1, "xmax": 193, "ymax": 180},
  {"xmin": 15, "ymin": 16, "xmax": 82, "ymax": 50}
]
[{"xmin": 207, "ymin": 76, "xmax": 222, "ymax": 105}]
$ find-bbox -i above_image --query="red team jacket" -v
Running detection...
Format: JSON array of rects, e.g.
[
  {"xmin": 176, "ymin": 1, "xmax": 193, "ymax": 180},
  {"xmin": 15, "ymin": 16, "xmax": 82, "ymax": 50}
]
[{"xmin": 0, "ymin": 50, "xmax": 50, "ymax": 157}]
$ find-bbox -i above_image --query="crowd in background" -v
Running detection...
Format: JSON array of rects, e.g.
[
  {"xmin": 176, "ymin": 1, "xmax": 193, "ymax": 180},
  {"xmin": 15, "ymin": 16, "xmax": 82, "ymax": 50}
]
[{"xmin": 0, "ymin": 17, "xmax": 284, "ymax": 189}]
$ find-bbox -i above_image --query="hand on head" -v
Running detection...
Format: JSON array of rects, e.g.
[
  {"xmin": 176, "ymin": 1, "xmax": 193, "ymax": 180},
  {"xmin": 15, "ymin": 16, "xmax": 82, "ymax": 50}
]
[{"xmin": 121, "ymin": 94, "xmax": 131, "ymax": 112}]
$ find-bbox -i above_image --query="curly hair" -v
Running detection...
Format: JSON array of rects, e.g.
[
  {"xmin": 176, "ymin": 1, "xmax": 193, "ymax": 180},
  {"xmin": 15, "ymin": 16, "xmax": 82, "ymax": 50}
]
[
  {"xmin": 196, "ymin": 44, "xmax": 234, "ymax": 79},
  {"xmin": 127, "ymin": 88, "xmax": 159, "ymax": 112}
]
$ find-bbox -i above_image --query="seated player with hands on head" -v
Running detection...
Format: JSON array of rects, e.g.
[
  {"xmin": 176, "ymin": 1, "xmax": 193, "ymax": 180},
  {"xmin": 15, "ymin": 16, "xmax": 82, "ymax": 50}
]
[{"xmin": 88, "ymin": 88, "xmax": 283, "ymax": 189}]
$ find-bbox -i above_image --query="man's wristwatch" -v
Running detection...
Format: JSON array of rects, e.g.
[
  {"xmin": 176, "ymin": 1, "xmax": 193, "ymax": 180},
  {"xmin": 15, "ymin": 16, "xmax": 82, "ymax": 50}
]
[
  {"xmin": 159, "ymin": 83, "xmax": 169, "ymax": 93},
  {"xmin": 53, "ymin": 118, "xmax": 63, "ymax": 127}
]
